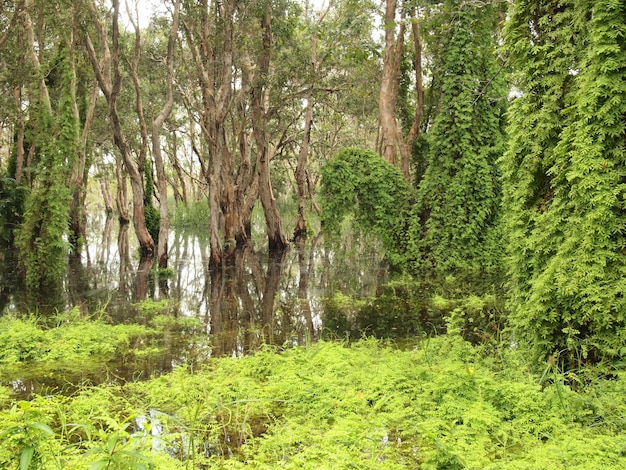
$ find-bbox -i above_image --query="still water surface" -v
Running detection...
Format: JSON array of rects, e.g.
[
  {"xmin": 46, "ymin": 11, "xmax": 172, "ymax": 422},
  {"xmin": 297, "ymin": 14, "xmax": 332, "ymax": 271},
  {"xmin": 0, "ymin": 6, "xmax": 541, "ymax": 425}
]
[{"xmin": 1, "ymin": 214, "xmax": 390, "ymax": 396}]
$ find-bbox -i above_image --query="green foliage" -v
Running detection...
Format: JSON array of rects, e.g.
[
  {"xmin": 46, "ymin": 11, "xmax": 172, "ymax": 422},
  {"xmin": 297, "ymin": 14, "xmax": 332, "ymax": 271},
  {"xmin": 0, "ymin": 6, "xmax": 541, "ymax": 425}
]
[
  {"xmin": 143, "ymin": 160, "xmax": 160, "ymax": 244},
  {"xmin": 320, "ymin": 147, "xmax": 414, "ymax": 268},
  {"xmin": 83, "ymin": 417, "xmax": 155, "ymax": 470},
  {"xmin": 2, "ymin": 338, "xmax": 626, "ymax": 468},
  {"xmin": 0, "ymin": 177, "xmax": 28, "ymax": 247},
  {"xmin": 0, "ymin": 310, "xmax": 154, "ymax": 379},
  {"xmin": 416, "ymin": 0, "xmax": 507, "ymax": 274},
  {"xmin": 15, "ymin": 45, "xmax": 80, "ymax": 305},
  {"xmin": 16, "ymin": 173, "xmax": 72, "ymax": 304},
  {"xmin": 170, "ymin": 200, "xmax": 210, "ymax": 229},
  {"xmin": 319, "ymin": 2, "xmax": 506, "ymax": 277},
  {"xmin": 0, "ymin": 400, "xmax": 58, "ymax": 469},
  {"xmin": 0, "ymin": 385, "xmax": 179, "ymax": 469},
  {"xmin": 501, "ymin": 0, "xmax": 626, "ymax": 367},
  {"xmin": 323, "ymin": 274, "xmax": 506, "ymax": 345},
  {"xmin": 323, "ymin": 278, "xmax": 440, "ymax": 340}
]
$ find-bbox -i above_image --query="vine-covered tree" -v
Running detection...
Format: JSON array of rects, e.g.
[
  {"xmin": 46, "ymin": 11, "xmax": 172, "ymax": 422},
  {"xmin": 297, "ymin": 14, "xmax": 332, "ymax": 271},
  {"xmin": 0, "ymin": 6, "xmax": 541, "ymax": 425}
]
[
  {"xmin": 7, "ymin": 1, "xmax": 85, "ymax": 305},
  {"xmin": 320, "ymin": 147, "xmax": 414, "ymax": 268},
  {"xmin": 319, "ymin": 0, "xmax": 506, "ymax": 276},
  {"xmin": 502, "ymin": 0, "xmax": 626, "ymax": 367},
  {"xmin": 415, "ymin": 0, "xmax": 507, "ymax": 274}
]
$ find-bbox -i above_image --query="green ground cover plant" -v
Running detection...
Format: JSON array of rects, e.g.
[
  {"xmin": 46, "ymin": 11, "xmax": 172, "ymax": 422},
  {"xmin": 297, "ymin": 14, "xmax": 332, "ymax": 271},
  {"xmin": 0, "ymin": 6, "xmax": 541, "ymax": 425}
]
[
  {"xmin": 1, "ymin": 334, "xmax": 625, "ymax": 469},
  {"xmin": 0, "ymin": 304, "xmax": 208, "ymax": 397}
]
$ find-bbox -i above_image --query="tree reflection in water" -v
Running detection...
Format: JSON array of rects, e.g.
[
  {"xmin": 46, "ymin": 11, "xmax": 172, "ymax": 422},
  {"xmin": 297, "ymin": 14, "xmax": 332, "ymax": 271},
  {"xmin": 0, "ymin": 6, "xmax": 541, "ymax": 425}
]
[{"xmin": 1, "ymin": 213, "xmax": 388, "ymax": 358}]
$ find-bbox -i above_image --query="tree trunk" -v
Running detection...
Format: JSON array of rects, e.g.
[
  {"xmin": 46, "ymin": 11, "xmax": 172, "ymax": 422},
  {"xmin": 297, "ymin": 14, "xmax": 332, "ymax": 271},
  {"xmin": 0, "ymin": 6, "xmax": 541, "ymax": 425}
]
[
  {"xmin": 98, "ymin": 166, "xmax": 115, "ymax": 217},
  {"xmin": 379, "ymin": 0, "xmax": 402, "ymax": 167},
  {"xmin": 251, "ymin": 11, "xmax": 287, "ymax": 253},
  {"xmin": 378, "ymin": 0, "xmax": 424, "ymax": 183},
  {"xmin": 69, "ymin": 68, "xmax": 98, "ymax": 255},
  {"xmin": 115, "ymin": 155, "xmax": 130, "ymax": 224},
  {"xmin": 185, "ymin": 0, "xmax": 250, "ymax": 268},
  {"xmin": 233, "ymin": 78, "xmax": 258, "ymax": 247},
  {"xmin": 151, "ymin": 0, "xmax": 180, "ymax": 269},
  {"xmin": 82, "ymin": 0, "xmax": 155, "ymax": 257},
  {"xmin": 294, "ymin": 93, "xmax": 313, "ymax": 241},
  {"xmin": 293, "ymin": 1, "xmax": 333, "ymax": 242},
  {"xmin": 168, "ymin": 131, "xmax": 189, "ymax": 205},
  {"xmin": 405, "ymin": 15, "xmax": 424, "ymax": 169}
]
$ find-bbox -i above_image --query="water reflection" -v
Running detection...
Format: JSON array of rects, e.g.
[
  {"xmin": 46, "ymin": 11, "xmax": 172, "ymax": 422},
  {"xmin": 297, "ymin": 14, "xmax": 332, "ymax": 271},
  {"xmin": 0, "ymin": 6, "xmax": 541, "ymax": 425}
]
[
  {"xmin": 0, "ymin": 213, "xmax": 393, "ymax": 397},
  {"xmin": 2, "ymin": 213, "xmax": 389, "ymax": 356}
]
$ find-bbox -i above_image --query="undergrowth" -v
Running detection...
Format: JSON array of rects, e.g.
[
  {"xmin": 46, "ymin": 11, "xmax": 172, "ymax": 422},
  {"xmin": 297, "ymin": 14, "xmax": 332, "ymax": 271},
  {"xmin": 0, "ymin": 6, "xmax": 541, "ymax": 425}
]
[
  {"xmin": 170, "ymin": 200, "xmax": 210, "ymax": 230},
  {"xmin": 1, "ymin": 336, "xmax": 625, "ymax": 468},
  {"xmin": 0, "ymin": 304, "xmax": 208, "ymax": 397}
]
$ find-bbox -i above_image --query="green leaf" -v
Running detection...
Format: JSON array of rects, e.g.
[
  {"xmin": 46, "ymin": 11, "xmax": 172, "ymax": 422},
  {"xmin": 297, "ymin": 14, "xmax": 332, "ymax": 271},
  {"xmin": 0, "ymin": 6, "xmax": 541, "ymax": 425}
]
[
  {"xmin": 106, "ymin": 434, "xmax": 119, "ymax": 455},
  {"xmin": 89, "ymin": 459, "xmax": 109, "ymax": 470},
  {"xmin": 29, "ymin": 422, "xmax": 54, "ymax": 436},
  {"xmin": 20, "ymin": 446, "xmax": 34, "ymax": 470}
]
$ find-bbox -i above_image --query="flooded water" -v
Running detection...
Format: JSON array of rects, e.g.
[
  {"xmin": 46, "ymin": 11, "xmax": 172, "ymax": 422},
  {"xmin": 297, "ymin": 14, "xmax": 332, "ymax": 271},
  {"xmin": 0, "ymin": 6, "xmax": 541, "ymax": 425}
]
[{"xmin": 1, "ymin": 212, "xmax": 391, "ymax": 396}]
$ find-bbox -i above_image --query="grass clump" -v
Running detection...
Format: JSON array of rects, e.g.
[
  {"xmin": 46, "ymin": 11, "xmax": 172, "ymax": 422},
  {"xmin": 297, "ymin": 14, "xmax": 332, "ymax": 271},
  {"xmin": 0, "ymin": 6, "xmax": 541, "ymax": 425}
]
[{"xmin": 1, "ymin": 336, "xmax": 625, "ymax": 468}]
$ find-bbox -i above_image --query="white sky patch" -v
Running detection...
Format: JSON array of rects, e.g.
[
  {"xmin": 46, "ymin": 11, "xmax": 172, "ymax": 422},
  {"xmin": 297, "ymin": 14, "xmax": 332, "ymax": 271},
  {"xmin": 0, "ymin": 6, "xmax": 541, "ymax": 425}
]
[
  {"xmin": 124, "ymin": 0, "xmax": 167, "ymax": 29},
  {"xmin": 129, "ymin": 0, "xmax": 328, "ymax": 29}
]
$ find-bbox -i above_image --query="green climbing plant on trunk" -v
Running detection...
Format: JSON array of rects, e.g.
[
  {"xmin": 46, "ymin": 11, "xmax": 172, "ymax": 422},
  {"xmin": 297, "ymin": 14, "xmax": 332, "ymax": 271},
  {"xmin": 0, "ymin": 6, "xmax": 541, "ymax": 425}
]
[
  {"xmin": 320, "ymin": 147, "xmax": 416, "ymax": 269},
  {"xmin": 16, "ymin": 44, "xmax": 79, "ymax": 305},
  {"xmin": 415, "ymin": 0, "xmax": 507, "ymax": 275},
  {"xmin": 501, "ymin": 0, "xmax": 626, "ymax": 368}
]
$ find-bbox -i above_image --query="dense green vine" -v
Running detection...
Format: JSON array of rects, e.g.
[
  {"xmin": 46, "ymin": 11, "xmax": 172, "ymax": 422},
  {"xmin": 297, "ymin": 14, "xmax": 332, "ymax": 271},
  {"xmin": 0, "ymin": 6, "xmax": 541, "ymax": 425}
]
[
  {"xmin": 320, "ymin": 1, "xmax": 506, "ymax": 277},
  {"xmin": 501, "ymin": 0, "xmax": 626, "ymax": 367},
  {"xmin": 15, "ymin": 45, "xmax": 78, "ymax": 306},
  {"xmin": 319, "ymin": 147, "xmax": 416, "ymax": 269},
  {"xmin": 144, "ymin": 159, "xmax": 160, "ymax": 245},
  {"xmin": 416, "ymin": 0, "xmax": 507, "ymax": 274}
]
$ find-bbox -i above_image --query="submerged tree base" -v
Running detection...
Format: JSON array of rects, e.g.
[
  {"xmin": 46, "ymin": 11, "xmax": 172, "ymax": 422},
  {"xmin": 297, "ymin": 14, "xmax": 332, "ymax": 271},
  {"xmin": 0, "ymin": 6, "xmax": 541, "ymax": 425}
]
[{"xmin": 2, "ymin": 335, "xmax": 626, "ymax": 468}]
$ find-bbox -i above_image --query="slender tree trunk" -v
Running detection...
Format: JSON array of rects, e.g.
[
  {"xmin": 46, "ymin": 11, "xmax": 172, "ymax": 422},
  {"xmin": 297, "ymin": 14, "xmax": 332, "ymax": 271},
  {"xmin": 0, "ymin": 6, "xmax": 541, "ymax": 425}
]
[
  {"xmin": 219, "ymin": 128, "xmax": 240, "ymax": 263},
  {"xmin": 127, "ymin": 2, "xmax": 149, "ymax": 176},
  {"xmin": 406, "ymin": 14, "xmax": 424, "ymax": 160},
  {"xmin": 115, "ymin": 155, "xmax": 130, "ymax": 224},
  {"xmin": 98, "ymin": 167, "xmax": 115, "ymax": 217},
  {"xmin": 69, "ymin": 68, "xmax": 98, "ymax": 254},
  {"xmin": 294, "ymin": 93, "xmax": 313, "ymax": 241},
  {"xmin": 22, "ymin": 1, "xmax": 51, "ymax": 112},
  {"xmin": 293, "ymin": 1, "xmax": 333, "ymax": 242},
  {"xmin": 151, "ymin": 0, "xmax": 180, "ymax": 268},
  {"xmin": 234, "ymin": 77, "xmax": 258, "ymax": 246},
  {"xmin": 296, "ymin": 233, "xmax": 321, "ymax": 338},
  {"xmin": 168, "ymin": 131, "xmax": 189, "ymax": 205},
  {"xmin": 82, "ymin": 0, "xmax": 155, "ymax": 257},
  {"xmin": 117, "ymin": 222, "xmax": 131, "ymax": 297},
  {"xmin": 252, "ymin": 11, "xmax": 287, "ymax": 252}
]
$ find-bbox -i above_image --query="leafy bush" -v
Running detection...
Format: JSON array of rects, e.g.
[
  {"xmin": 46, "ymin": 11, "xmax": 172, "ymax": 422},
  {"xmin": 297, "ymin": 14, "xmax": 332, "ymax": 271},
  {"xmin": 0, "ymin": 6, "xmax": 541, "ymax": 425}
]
[{"xmin": 0, "ymin": 310, "xmax": 158, "ymax": 392}]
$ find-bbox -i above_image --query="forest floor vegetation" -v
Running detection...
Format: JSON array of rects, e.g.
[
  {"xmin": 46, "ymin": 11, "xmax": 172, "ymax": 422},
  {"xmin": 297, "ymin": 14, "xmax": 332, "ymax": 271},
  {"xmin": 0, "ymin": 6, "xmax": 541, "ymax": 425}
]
[{"xmin": 1, "ymin": 310, "xmax": 626, "ymax": 469}]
